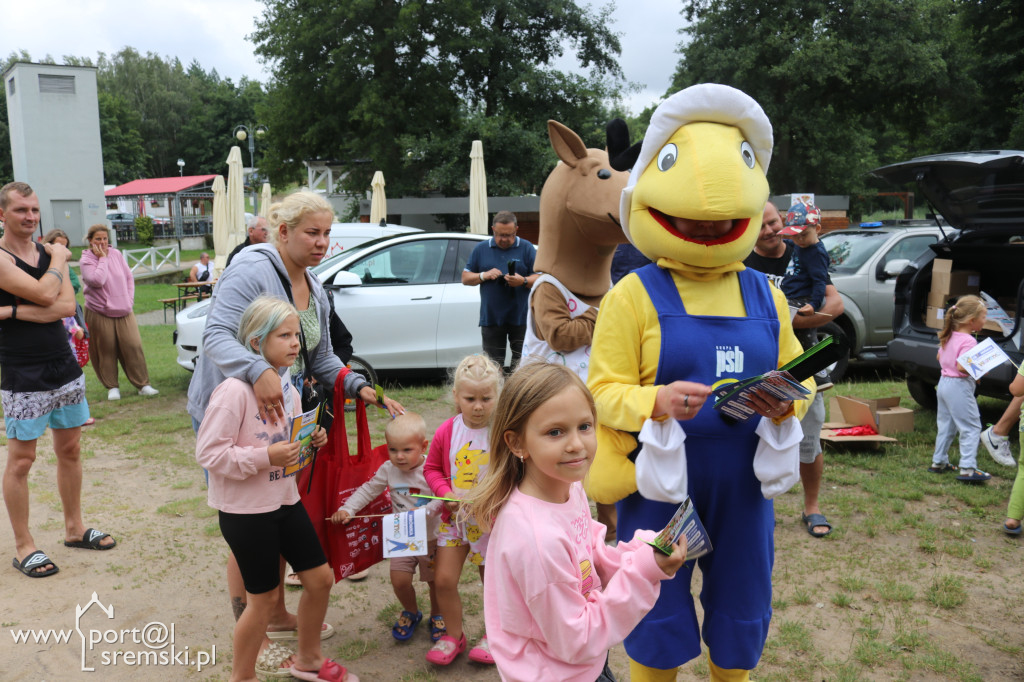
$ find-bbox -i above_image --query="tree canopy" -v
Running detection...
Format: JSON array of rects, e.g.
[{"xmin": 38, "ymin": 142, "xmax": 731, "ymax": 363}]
[
  {"xmin": 250, "ymin": 0, "xmax": 624, "ymax": 196},
  {"xmin": 669, "ymin": 0, "xmax": 1022, "ymax": 201}
]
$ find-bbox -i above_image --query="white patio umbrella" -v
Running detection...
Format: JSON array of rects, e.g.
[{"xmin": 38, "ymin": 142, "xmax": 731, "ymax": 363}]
[
  {"xmin": 369, "ymin": 171, "xmax": 387, "ymax": 225},
  {"xmin": 225, "ymin": 145, "xmax": 247, "ymax": 254},
  {"xmin": 210, "ymin": 175, "xmax": 229, "ymax": 273},
  {"xmin": 260, "ymin": 182, "xmax": 272, "ymax": 219},
  {"xmin": 469, "ymin": 140, "xmax": 489, "ymax": 235}
]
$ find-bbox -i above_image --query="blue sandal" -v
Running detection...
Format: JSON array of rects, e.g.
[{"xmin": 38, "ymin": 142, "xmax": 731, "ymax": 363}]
[
  {"xmin": 392, "ymin": 610, "xmax": 422, "ymax": 641},
  {"xmin": 429, "ymin": 614, "xmax": 447, "ymax": 642}
]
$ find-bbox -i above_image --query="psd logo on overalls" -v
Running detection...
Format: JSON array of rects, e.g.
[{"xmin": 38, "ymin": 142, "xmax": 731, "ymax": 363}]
[{"xmin": 715, "ymin": 345, "xmax": 744, "ymax": 377}]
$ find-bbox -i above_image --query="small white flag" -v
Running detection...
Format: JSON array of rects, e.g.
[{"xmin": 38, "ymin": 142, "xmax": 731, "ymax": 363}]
[
  {"xmin": 382, "ymin": 509, "xmax": 428, "ymax": 558},
  {"xmin": 957, "ymin": 337, "xmax": 1012, "ymax": 380}
]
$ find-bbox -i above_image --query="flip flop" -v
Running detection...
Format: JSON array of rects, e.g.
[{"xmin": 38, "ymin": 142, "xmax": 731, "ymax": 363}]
[
  {"xmin": 290, "ymin": 658, "xmax": 357, "ymax": 682},
  {"xmin": 255, "ymin": 641, "xmax": 295, "ymax": 679},
  {"xmin": 1003, "ymin": 522, "xmax": 1023, "ymax": 536},
  {"xmin": 801, "ymin": 513, "xmax": 832, "ymax": 538},
  {"xmin": 64, "ymin": 528, "xmax": 116, "ymax": 550},
  {"xmin": 266, "ymin": 622, "xmax": 334, "ymax": 641},
  {"xmin": 12, "ymin": 550, "xmax": 59, "ymax": 578}
]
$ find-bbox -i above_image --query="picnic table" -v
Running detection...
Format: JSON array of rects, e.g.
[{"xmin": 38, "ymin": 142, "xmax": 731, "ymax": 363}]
[{"xmin": 158, "ymin": 281, "xmax": 216, "ymax": 322}]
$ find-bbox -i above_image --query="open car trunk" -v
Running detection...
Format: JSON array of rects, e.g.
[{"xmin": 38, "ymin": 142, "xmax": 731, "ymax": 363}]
[{"xmin": 876, "ymin": 150, "xmax": 1024, "ymax": 403}]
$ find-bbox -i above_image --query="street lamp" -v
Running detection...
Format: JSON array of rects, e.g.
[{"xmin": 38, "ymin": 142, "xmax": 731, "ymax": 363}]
[
  {"xmin": 233, "ymin": 124, "xmax": 268, "ymax": 212},
  {"xmin": 177, "ymin": 158, "xmax": 185, "ymax": 176}
]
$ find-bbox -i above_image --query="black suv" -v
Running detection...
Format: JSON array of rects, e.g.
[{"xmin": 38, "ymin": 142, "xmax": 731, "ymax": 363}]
[{"xmin": 875, "ymin": 150, "xmax": 1024, "ymax": 409}]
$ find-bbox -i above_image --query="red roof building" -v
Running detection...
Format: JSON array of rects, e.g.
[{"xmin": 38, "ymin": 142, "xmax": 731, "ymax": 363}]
[{"xmin": 104, "ymin": 175, "xmax": 218, "ymax": 242}]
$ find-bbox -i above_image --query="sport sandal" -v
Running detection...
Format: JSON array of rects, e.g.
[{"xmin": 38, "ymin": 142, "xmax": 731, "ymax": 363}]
[
  {"xmin": 429, "ymin": 614, "xmax": 446, "ymax": 642},
  {"xmin": 956, "ymin": 468, "xmax": 991, "ymax": 482},
  {"xmin": 425, "ymin": 633, "xmax": 467, "ymax": 665},
  {"xmin": 392, "ymin": 610, "xmax": 422, "ymax": 641}
]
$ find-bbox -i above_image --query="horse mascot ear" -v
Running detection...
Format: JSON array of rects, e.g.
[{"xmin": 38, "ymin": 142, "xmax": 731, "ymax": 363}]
[{"xmin": 534, "ymin": 120, "xmax": 631, "ymax": 297}]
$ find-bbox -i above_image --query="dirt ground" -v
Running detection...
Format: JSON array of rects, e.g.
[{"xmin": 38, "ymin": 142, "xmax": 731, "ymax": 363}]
[{"xmin": 2, "ymin": 388, "xmax": 1023, "ymax": 681}]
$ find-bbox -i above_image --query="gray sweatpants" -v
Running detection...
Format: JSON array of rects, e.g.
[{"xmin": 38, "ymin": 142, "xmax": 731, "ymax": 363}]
[{"xmin": 932, "ymin": 375, "xmax": 981, "ymax": 470}]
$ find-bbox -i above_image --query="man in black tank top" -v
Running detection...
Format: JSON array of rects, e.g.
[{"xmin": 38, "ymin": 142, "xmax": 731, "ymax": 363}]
[{"xmin": 0, "ymin": 182, "xmax": 116, "ymax": 578}]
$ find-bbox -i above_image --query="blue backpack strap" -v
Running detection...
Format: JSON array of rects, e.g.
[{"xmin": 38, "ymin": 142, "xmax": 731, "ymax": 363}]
[{"xmin": 635, "ymin": 263, "xmax": 687, "ymax": 315}]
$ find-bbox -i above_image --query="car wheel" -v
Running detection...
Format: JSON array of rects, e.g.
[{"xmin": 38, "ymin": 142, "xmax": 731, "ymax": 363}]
[
  {"xmin": 906, "ymin": 377, "xmax": 937, "ymax": 411},
  {"xmin": 344, "ymin": 355, "xmax": 379, "ymax": 412},
  {"xmin": 816, "ymin": 321, "xmax": 850, "ymax": 383}
]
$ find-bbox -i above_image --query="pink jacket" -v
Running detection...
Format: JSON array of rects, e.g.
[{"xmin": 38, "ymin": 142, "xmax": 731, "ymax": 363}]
[
  {"xmin": 196, "ymin": 377, "xmax": 302, "ymax": 514},
  {"xmin": 80, "ymin": 247, "xmax": 135, "ymax": 317},
  {"xmin": 424, "ymin": 416, "xmax": 456, "ymax": 497},
  {"xmin": 484, "ymin": 484, "xmax": 668, "ymax": 682},
  {"xmin": 423, "ymin": 414, "xmax": 491, "ymax": 523}
]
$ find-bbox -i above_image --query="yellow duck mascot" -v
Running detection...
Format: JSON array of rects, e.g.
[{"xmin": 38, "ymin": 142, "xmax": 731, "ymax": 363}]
[{"xmin": 586, "ymin": 84, "xmax": 814, "ymax": 682}]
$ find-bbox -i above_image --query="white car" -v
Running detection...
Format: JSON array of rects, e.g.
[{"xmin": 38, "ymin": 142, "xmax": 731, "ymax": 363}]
[
  {"xmin": 174, "ymin": 232, "xmax": 489, "ymax": 373},
  {"xmin": 327, "ymin": 222, "xmax": 421, "ymax": 258}
]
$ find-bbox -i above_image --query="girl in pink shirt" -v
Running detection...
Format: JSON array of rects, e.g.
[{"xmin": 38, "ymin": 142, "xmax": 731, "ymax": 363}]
[
  {"xmin": 467, "ymin": 363, "xmax": 685, "ymax": 682},
  {"xmin": 422, "ymin": 354, "xmax": 504, "ymax": 665},
  {"xmin": 929, "ymin": 294, "xmax": 990, "ymax": 481},
  {"xmin": 196, "ymin": 296, "xmax": 357, "ymax": 682}
]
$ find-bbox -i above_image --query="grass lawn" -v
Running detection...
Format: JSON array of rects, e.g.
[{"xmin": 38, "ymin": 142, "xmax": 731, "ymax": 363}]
[{"xmin": 4, "ymin": 286, "xmax": 1021, "ymax": 680}]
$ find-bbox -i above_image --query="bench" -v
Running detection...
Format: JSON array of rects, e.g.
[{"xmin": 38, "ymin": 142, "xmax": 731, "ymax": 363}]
[{"xmin": 158, "ymin": 295, "xmax": 199, "ymax": 323}]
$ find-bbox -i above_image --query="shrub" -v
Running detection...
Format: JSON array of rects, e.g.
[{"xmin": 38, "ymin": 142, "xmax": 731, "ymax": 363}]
[{"xmin": 134, "ymin": 215, "xmax": 155, "ymax": 246}]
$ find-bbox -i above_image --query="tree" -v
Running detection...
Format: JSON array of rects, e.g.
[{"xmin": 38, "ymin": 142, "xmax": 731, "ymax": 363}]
[
  {"xmin": 251, "ymin": 0, "xmax": 623, "ymax": 196},
  {"xmin": 97, "ymin": 91, "xmax": 147, "ymax": 184},
  {"xmin": 671, "ymin": 0, "xmax": 963, "ymax": 196},
  {"xmin": 945, "ymin": 0, "xmax": 1024, "ymax": 149}
]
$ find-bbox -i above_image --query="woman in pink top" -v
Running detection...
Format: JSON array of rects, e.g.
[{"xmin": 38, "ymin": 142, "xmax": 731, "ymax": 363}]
[
  {"xmin": 79, "ymin": 224, "xmax": 157, "ymax": 401},
  {"xmin": 928, "ymin": 295, "xmax": 990, "ymax": 481},
  {"xmin": 465, "ymin": 363, "xmax": 685, "ymax": 682},
  {"xmin": 196, "ymin": 296, "xmax": 357, "ymax": 682}
]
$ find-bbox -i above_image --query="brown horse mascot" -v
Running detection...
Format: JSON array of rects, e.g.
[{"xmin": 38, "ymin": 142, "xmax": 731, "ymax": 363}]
[{"xmin": 521, "ymin": 118, "xmax": 636, "ymax": 538}]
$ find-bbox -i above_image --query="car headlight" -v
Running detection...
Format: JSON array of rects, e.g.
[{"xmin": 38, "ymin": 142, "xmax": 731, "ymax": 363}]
[{"xmin": 186, "ymin": 304, "xmax": 210, "ymax": 320}]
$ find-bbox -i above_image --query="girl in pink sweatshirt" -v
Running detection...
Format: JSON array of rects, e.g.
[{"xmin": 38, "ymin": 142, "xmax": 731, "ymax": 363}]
[
  {"xmin": 196, "ymin": 296, "xmax": 357, "ymax": 682},
  {"xmin": 467, "ymin": 363, "xmax": 685, "ymax": 682}
]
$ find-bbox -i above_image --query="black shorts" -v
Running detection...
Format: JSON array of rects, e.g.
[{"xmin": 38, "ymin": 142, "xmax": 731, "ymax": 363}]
[{"xmin": 218, "ymin": 502, "xmax": 327, "ymax": 595}]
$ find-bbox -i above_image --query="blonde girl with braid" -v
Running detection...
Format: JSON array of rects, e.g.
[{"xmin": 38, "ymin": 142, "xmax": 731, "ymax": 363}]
[{"xmin": 929, "ymin": 295, "xmax": 990, "ymax": 481}]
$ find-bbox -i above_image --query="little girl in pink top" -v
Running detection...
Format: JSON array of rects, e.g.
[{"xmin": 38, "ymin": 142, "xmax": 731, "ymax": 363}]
[
  {"xmin": 466, "ymin": 363, "xmax": 685, "ymax": 682},
  {"xmin": 422, "ymin": 353, "xmax": 504, "ymax": 665},
  {"xmin": 196, "ymin": 296, "xmax": 358, "ymax": 682},
  {"xmin": 929, "ymin": 294, "xmax": 991, "ymax": 482}
]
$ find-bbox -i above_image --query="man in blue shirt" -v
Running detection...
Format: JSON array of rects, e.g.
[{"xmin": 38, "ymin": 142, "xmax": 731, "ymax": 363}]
[{"xmin": 462, "ymin": 211, "xmax": 538, "ymax": 368}]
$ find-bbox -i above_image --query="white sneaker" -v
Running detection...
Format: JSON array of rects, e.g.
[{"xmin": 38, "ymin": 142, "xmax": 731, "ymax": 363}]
[
  {"xmin": 107, "ymin": 388, "xmax": 121, "ymax": 401},
  {"xmin": 981, "ymin": 426, "xmax": 1015, "ymax": 467},
  {"xmin": 138, "ymin": 385, "xmax": 159, "ymax": 397}
]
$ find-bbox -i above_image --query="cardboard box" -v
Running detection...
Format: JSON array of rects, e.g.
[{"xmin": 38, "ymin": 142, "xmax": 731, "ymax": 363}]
[
  {"xmin": 927, "ymin": 289, "xmax": 951, "ymax": 308},
  {"xmin": 926, "ymin": 306, "xmax": 944, "ymax": 330},
  {"xmin": 821, "ymin": 395, "xmax": 916, "ymax": 444},
  {"xmin": 930, "ymin": 258, "xmax": 980, "ymax": 298}
]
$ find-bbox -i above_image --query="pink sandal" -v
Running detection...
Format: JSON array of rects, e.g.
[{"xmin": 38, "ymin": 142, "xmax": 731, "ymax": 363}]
[
  {"xmin": 425, "ymin": 633, "xmax": 467, "ymax": 665},
  {"xmin": 289, "ymin": 658, "xmax": 357, "ymax": 682},
  {"xmin": 468, "ymin": 634, "xmax": 495, "ymax": 664}
]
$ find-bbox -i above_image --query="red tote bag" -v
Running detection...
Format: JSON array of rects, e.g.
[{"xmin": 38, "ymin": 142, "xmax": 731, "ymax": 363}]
[{"xmin": 299, "ymin": 376, "xmax": 391, "ymax": 583}]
